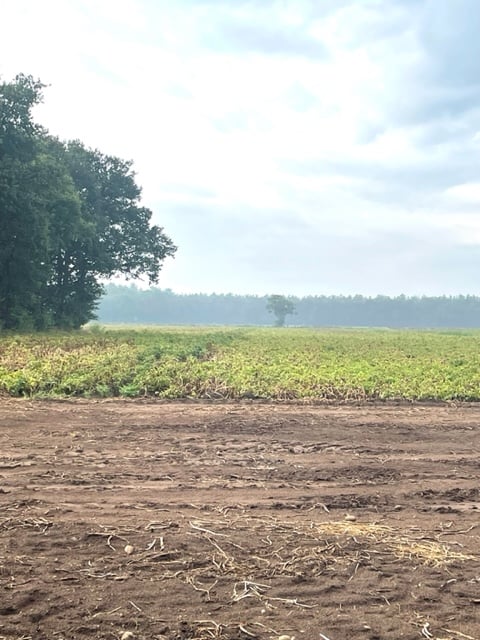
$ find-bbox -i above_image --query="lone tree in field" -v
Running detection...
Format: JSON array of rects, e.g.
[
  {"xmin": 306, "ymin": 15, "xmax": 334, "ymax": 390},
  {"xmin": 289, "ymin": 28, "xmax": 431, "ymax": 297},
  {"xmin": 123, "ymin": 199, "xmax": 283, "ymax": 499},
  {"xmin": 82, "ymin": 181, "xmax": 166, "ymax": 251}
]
[{"xmin": 266, "ymin": 294, "xmax": 295, "ymax": 327}]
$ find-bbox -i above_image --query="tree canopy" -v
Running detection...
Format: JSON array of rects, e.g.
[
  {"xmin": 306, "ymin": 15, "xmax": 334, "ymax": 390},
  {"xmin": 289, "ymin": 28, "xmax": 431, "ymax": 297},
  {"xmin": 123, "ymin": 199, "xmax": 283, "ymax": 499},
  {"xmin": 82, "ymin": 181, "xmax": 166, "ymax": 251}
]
[
  {"xmin": 266, "ymin": 294, "xmax": 296, "ymax": 327},
  {"xmin": 0, "ymin": 74, "xmax": 176, "ymax": 330},
  {"xmin": 97, "ymin": 287, "xmax": 480, "ymax": 328}
]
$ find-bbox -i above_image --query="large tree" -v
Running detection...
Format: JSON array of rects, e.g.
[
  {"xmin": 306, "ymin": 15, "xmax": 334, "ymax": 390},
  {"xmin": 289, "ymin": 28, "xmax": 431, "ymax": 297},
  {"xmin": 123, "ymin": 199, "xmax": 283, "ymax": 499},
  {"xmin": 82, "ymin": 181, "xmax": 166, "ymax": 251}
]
[
  {"xmin": 0, "ymin": 75, "xmax": 176, "ymax": 330},
  {"xmin": 44, "ymin": 139, "xmax": 176, "ymax": 328},
  {"xmin": 266, "ymin": 294, "xmax": 295, "ymax": 327},
  {"xmin": 0, "ymin": 75, "xmax": 52, "ymax": 329}
]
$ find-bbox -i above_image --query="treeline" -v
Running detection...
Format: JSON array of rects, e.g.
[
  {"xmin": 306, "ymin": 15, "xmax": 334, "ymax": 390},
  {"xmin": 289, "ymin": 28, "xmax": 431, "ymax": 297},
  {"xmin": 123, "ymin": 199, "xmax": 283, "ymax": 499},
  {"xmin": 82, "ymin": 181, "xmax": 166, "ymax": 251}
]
[
  {"xmin": 98, "ymin": 285, "xmax": 480, "ymax": 328},
  {"xmin": 0, "ymin": 75, "xmax": 175, "ymax": 330}
]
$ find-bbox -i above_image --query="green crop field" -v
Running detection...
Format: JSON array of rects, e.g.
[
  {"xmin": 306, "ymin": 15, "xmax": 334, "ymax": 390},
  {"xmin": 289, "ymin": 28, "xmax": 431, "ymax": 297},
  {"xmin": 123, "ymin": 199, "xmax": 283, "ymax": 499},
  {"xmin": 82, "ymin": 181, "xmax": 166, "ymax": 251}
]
[{"xmin": 1, "ymin": 326, "xmax": 480, "ymax": 401}]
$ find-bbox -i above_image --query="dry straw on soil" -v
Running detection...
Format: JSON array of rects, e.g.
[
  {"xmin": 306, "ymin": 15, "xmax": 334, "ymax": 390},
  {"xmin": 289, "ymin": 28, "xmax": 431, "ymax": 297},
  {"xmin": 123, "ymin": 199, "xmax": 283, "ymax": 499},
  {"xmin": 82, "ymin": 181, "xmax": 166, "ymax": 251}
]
[
  {"xmin": 314, "ymin": 520, "xmax": 475, "ymax": 566},
  {"xmin": 1, "ymin": 509, "xmax": 477, "ymax": 640}
]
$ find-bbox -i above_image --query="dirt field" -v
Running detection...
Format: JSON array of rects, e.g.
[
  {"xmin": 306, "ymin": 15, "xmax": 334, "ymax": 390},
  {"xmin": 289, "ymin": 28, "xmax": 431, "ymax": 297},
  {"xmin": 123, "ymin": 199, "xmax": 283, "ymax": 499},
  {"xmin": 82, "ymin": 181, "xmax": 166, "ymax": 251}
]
[{"xmin": 0, "ymin": 401, "xmax": 479, "ymax": 640}]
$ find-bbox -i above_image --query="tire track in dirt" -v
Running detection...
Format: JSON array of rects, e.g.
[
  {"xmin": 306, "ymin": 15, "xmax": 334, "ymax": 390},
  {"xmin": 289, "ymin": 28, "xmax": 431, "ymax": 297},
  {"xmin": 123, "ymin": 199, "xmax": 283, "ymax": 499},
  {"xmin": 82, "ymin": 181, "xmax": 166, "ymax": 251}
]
[{"xmin": 0, "ymin": 400, "xmax": 479, "ymax": 640}]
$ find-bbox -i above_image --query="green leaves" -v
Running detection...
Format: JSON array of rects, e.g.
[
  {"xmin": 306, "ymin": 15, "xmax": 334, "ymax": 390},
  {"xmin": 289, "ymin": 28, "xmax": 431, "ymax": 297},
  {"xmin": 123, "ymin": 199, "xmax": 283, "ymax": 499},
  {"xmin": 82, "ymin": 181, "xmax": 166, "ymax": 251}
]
[
  {"xmin": 266, "ymin": 295, "xmax": 296, "ymax": 327},
  {"xmin": 0, "ymin": 76, "xmax": 176, "ymax": 331},
  {"xmin": 0, "ymin": 74, "xmax": 44, "ymax": 159},
  {"xmin": 2, "ymin": 327, "xmax": 480, "ymax": 400}
]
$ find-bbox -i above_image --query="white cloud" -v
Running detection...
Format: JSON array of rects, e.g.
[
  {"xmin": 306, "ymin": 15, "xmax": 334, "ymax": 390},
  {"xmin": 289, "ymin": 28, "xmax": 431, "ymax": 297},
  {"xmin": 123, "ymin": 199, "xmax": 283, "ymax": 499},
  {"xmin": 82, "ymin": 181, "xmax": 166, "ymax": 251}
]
[
  {"xmin": 445, "ymin": 183, "xmax": 480, "ymax": 203},
  {"xmin": 2, "ymin": 0, "xmax": 480, "ymax": 295}
]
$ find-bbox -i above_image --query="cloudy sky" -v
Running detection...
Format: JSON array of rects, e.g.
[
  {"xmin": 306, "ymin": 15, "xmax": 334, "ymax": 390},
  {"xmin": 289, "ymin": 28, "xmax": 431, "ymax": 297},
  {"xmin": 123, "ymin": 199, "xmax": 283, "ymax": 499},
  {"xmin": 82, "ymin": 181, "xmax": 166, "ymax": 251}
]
[{"xmin": 2, "ymin": 0, "xmax": 480, "ymax": 296}]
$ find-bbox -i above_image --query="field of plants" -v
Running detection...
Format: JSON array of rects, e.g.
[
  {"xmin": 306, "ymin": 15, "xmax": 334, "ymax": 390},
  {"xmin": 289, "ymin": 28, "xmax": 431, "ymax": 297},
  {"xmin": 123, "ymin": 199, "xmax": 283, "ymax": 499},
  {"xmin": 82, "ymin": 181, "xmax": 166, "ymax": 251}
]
[{"xmin": 2, "ymin": 327, "xmax": 480, "ymax": 401}]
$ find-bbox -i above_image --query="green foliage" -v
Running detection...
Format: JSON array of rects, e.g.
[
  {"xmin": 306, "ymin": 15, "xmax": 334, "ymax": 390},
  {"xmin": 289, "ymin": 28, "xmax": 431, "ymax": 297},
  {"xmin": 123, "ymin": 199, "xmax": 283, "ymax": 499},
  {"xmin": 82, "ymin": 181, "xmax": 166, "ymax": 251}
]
[
  {"xmin": 0, "ymin": 75, "xmax": 51, "ymax": 330},
  {"xmin": 266, "ymin": 294, "xmax": 295, "ymax": 327},
  {"xmin": 0, "ymin": 75, "xmax": 176, "ymax": 331},
  {"xmin": 98, "ymin": 286, "xmax": 480, "ymax": 328},
  {"xmin": 2, "ymin": 327, "xmax": 480, "ymax": 401}
]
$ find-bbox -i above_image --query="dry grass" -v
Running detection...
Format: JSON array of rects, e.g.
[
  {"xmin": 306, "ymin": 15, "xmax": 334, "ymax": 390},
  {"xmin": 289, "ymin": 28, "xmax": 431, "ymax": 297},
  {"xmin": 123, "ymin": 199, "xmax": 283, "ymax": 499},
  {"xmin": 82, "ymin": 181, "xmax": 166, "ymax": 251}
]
[{"xmin": 2, "ymin": 506, "xmax": 477, "ymax": 640}]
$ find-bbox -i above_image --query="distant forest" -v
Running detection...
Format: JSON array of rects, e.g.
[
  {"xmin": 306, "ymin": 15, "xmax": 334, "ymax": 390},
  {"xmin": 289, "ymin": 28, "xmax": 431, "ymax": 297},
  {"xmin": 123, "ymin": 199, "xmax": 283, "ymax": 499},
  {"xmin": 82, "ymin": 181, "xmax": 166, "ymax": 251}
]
[{"xmin": 98, "ymin": 285, "xmax": 480, "ymax": 328}]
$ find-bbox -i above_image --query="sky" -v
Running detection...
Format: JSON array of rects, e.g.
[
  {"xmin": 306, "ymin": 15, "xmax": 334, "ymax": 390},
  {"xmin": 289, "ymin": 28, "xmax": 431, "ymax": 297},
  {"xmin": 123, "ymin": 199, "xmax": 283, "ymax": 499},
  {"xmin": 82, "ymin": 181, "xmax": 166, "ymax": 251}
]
[{"xmin": 1, "ymin": 0, "xmax": 480, "ymax": 296}]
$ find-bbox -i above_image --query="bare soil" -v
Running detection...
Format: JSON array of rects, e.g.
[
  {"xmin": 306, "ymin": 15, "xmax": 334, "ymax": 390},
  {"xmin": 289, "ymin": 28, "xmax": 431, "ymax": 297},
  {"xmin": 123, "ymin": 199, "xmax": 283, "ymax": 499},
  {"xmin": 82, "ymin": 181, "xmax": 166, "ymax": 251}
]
[{"xmin": 0, "ymin": 400, "xmax": 479, "ymax": 640}]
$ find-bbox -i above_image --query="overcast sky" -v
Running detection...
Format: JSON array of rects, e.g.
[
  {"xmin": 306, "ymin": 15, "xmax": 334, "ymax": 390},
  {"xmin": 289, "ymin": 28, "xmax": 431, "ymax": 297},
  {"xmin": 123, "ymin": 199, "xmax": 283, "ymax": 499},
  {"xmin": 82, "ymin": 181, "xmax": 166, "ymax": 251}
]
[{"xmin": 2, "ymin": 0, "xmax": 480, "ymax": 296}]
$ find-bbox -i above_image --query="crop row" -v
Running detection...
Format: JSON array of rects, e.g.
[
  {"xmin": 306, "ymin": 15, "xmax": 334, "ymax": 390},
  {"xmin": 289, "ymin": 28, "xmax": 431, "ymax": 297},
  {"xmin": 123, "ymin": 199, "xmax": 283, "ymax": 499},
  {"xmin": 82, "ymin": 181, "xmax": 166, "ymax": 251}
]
[{"xmin": 1, "ymin": 327, "xmax": 480, "ymax": 401}]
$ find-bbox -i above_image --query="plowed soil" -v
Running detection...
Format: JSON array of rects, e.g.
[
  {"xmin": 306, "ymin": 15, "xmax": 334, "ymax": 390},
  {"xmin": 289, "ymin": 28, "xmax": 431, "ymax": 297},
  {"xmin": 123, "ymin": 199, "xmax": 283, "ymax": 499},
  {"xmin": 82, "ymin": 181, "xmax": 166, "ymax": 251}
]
[{"xmin": 0, "ymin": 400, "xmax": 479, "ymax": 640}]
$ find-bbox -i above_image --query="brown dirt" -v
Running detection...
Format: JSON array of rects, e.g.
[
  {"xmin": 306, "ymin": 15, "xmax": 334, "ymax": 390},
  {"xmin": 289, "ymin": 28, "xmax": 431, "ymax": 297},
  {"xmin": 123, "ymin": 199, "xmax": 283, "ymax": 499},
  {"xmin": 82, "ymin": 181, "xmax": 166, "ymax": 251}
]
[{"xmin": 0, "ymin": 400, "xmax": 479, "ymax": 640}]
